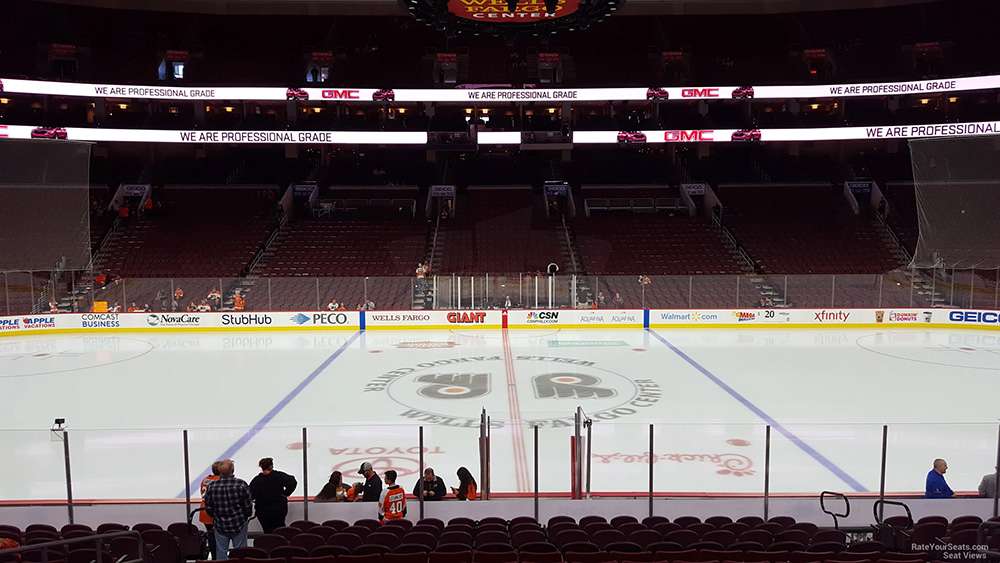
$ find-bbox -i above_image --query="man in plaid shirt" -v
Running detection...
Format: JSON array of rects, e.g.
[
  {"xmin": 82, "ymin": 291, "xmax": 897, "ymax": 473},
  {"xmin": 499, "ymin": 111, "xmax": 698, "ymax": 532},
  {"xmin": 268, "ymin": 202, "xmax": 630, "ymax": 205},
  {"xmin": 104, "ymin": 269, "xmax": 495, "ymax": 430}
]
[{"xmin": 205, "ymin": 459, "xmax": 253, "ymax": 558}]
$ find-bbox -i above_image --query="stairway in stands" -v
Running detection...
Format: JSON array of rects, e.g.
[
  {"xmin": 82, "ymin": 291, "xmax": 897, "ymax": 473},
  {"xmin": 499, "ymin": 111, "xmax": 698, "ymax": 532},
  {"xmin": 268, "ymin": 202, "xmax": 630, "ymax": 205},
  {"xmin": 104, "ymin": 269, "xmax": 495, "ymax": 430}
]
[{"xmin": 437, "ymin": 189, "xmax": 566, "ymax": 275}]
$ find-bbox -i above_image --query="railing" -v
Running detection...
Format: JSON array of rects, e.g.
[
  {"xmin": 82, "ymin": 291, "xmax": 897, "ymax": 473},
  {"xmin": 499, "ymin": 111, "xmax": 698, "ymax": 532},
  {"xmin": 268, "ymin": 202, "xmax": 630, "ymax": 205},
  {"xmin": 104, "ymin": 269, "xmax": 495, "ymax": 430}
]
[
  {"xmin": 4, "ymin": 268, "xmax": 1000, "ymax": 315},
  {"xmin": 584, "ymin": 197, "xmax": 684, "ymax": 215},
  {"xmin": 0, "ymin": 531, "xmax": 145, "ymax": 563},
  {"xmin": 3, "ymin": 419, "xmax": 998, "ymax": 523}
]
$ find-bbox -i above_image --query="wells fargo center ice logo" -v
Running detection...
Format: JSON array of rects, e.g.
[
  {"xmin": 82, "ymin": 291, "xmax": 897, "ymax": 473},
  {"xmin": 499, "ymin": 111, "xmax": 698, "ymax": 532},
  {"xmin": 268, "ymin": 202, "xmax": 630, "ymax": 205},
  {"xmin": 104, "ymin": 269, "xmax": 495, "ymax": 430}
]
[{"xmin": 363, "ymin": 354, "xmax": 661, "ymax": 427}]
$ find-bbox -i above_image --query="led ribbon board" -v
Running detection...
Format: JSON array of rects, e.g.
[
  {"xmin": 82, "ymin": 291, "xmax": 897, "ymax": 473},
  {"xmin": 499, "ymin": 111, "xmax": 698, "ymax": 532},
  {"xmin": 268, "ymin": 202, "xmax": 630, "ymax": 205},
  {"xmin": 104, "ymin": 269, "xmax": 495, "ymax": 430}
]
[
  {"xmin": 3, "ymin": 122, "xmax": 999, "ymax": 144},
  {"xmin": 0, "ymin": 75, "xmax": 995, "ymax": 102}
]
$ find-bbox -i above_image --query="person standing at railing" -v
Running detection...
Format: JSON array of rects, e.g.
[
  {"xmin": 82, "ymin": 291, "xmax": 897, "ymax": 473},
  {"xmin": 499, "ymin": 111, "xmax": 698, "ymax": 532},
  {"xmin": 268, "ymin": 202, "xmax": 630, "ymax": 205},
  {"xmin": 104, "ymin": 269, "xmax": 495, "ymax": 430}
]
[
  {"xmin": 978, "ymin": 467, "xmax": 997, "ymax": 498},
  {"xmin": 378, "ymin": 470, "xmax": 407, "ymax": 522},
  {"xmin": 925, "ymin": 458, "xmax": 954, "ymax": 498},
  {"xmin": 204, "ymin": 459, "xmax": 253, "ymax": 558},
  {"xmin": 199, "ymin": 461, "xmax": 223, "ymax": 560},
  {"xmin": 355, "ymin": 461, "xmax": 383, "ymax": 502},
  {"xmin": 249, "ymin": 457, "xmax": 298, "ymax": 533}
]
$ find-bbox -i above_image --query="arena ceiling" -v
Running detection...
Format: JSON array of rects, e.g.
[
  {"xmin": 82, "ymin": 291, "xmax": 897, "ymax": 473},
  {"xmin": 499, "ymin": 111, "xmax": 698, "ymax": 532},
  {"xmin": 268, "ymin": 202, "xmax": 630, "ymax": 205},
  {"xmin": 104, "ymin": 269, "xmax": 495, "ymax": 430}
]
[{"xmin": 33, "ymin": 0, "xmax": 937, "ymax": 16}]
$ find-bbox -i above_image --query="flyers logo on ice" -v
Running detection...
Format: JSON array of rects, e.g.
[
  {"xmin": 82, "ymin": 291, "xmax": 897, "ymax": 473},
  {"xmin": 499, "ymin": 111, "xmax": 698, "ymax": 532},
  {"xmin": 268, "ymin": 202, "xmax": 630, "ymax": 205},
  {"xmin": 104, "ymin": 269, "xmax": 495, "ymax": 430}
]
[
  {"xmin": 367, "ymin": 355, "xmax": 661, "ymax": 428},
  {"xmin": 415, "ymin": 373, "xmax": 490, "ymax": 399},
  {"xmin": 533, "ymin": 373, "xmax": 615, "ymax": 399}
]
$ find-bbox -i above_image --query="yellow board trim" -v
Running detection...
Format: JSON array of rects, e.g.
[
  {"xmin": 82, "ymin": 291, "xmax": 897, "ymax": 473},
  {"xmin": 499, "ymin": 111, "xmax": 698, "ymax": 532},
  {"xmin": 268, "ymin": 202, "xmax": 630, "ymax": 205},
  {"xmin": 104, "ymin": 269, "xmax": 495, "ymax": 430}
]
[
  {"xmin": 507, "ymin": 324, "xmax": 643, "ymax": 329},
  {"xmin": 0, "ymin": 325, "xmax": 359, "ymax": 338},
  {"xmin": 1, "ymin": 322, "xmax": 997, "ymax": 338},
  {"xmin": 649, "ymin": 322, "xmax": 999, "ymax": 330},
  {"xmin": 366, "ymin": 324, "xmax": 501, "ymax": 330}
]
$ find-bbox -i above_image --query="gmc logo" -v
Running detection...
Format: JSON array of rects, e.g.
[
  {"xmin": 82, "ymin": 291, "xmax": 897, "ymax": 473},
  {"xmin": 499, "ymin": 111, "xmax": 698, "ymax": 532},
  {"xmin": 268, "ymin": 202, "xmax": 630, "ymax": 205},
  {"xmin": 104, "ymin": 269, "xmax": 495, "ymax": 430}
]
[
  {"xmin": 681, "ymin": 88, "xmax": 719, "ymax": 98},
  {"xmin": 664, "ymin": 130, "xmax": 714, "ymax": 142},
  {"xmin": 321, "ymin": 89, "xmax": 360, "ymax": 99}
]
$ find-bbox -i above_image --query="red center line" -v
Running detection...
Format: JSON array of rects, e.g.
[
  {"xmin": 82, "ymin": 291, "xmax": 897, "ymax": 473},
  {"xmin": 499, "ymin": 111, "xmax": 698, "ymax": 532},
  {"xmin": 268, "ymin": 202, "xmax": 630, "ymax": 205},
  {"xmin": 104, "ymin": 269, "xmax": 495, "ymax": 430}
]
[{"xmin": 501, "ymin": 327, "xmax": 530, "ymax": 492}]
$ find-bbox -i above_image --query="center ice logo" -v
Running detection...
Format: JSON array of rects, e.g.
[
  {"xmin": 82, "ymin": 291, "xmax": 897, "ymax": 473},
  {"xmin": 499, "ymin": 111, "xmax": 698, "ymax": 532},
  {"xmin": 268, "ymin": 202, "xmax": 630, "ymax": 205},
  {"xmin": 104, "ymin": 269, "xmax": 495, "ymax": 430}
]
[
  {"xmin": 367, "ymin": 355, "xmax": 660, "ymax": 427},
  {"xmin": 416, "ymin": 373, "xmax": 491, "ymax": 399},
  {"xmin": 533, "ymin": 373, "xmax": 616, "ymax": 399}
]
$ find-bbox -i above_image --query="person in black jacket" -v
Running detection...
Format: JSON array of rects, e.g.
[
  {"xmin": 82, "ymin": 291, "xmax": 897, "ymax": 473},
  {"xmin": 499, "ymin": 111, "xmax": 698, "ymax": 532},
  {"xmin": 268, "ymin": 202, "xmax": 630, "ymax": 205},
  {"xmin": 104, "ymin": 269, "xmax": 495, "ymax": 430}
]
[
  {"xmin": 412, "ymin": 467, "xmax": 447, "ymax": 501},
  {"xmin": 248, "ymin": 457, "xmax": 298, "ymax": 532},
  {"xmin": 355, "ymin": 461, "xmax": 382, "ymax": 502}
]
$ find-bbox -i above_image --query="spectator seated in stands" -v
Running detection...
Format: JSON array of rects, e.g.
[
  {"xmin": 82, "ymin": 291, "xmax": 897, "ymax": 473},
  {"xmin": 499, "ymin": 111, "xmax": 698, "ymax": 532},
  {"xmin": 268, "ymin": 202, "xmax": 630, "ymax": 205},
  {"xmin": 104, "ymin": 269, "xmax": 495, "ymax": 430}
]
[
  {"xmin": 452, "ymin": 466, "xmax": 478, "ymax": 500},
  {"xmin": 926, "ymin": 458, "xmax": 954, "ymax": 498},
  {"xmin": 327, "ymin": 298, "xmax": 340, "ymax": 311},
  {"xmin": 207, "ymin": 287, "xmax": 222, "ymax": 310},
  {"xmin": 316, "ymin": 470, "xmax": 350, "ymax": 502},
  {"xmin": 0, "ymin": 537, "xmax": 20, "ymax": 562},
  {"xmin": 413, "ymin": 467, "xmax": 447, "ymax": 501},
  {"xmin": 232, "ymin": 291, "xmax": 246, "ymax": 311}
]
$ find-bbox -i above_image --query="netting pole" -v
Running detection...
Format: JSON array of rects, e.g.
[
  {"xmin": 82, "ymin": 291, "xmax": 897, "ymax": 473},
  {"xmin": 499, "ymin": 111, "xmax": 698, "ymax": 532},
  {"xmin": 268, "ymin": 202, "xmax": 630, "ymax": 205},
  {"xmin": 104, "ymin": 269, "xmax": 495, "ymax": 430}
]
[
  {"xmin": 534, "ymin": 276, "xmax": 539, "ymax": 309},
  {"xmin": 302, "ymin": 427, "xmax": 309, "ymax": 521},
  {"xmin": 995, "ymin": 268, "xmax": 999, "ymax": 309},
  {"xmin": 534, "ymin": 424, "xmax": 540, "ymax": 522},
  {"xmin": 29, "ymin": 274, "xmax": 34, "ymax": 312},
  {"xmin": 432, "ymin": 275, "xmax": 437, "ymax": 309},
  {"xmin": 830, "ymin": 276, "xmax": 836, "ymax": 308},
  {"xmin": 687, "ymin": 276, "xmax": 693, "ymax": 308},
  {"xmin": 783, "ymin": 276, "xmax": 788, "ymax": 304},
  {"xmin": 970, "ymin": 269, "xmax": 976, "ymax": 308},
  {"xmin": 877, "ymin": 275, "xmax": 883, "ymax": 307},
  {"xmin": 315, "ymin": 278, "xmax": 320, "ymax": 311},
  {"xmin": 267, "ymin": 278, "xmax": 272, "ymax": 310},
  {"xmin": 573, "ymin": 408, "xmax": 582, "ymax": 499},
  {"xmin": 763, "ymin": 425, "xmax": 771, "ymax": 520},
  {"xmin": 183, "ymin": 430, "xmax": 191, "ymax": 521},
  {"xmin": 585, "ymin": 418, "xmax": 592, "ymax": 499},
  {"xmin": 486, "ymin": 415, "xmax": 491, "ymax": 499},
  {"xmin": 485, "ymin": 274, "xmax": 489, "ymax": 308},
  {"xmin": 418, "ymin": 426, "xmax": 425, "ymax": 520},
  {"xmin": 518, "ymin": 273, "xmax": 522, "ymax": 306},
  {"xmin": 170, "ymin": 279, "xmax": 175, "ymax": 312},
  {"xmin": 735, "ymin": 276, "xmax": 740, "ymax": 308},
  {"xmin": 879, "ymin": 425, "xmax": 888, "ymax": 521},
  {"xmin": 62, "ymin": 430, "xmax": 74, "ymax": 524},
  {"xmin": 993, "ymin": 424, "xmax": 999, "ymax": 518},
  {"xmin": 3, "ymin": 273, "xmax": 9, "ymax": 315},
  {"xmin": 121, "ymin": 279, "xmax": 127, "ymax": 311},
  {"xmin": 478, "ymin": 409, "xmax": 486, "ymax": 503},
  {"xmin": 647, "ymin": 424, "xmax": 654, "ymax": 519}
]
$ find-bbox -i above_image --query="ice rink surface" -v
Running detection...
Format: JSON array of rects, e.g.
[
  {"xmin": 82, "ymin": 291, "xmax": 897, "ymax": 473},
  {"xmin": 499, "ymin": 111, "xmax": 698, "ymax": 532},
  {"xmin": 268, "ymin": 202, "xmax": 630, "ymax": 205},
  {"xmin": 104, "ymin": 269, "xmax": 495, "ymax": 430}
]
[{"xmin": 2, "ymin": 327, "xmax": 999, "ymax": 501}]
